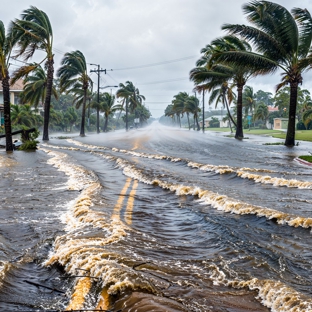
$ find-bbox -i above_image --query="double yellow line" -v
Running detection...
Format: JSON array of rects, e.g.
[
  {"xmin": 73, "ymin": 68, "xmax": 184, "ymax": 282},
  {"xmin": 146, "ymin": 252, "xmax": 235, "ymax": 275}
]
[
  {"xmin": 112, "ymin": 177, "xmax": 138, "ymax": 225},
  {"xmin": 65, "ymin": 177, "xmax": 139, "ymax": 311}
]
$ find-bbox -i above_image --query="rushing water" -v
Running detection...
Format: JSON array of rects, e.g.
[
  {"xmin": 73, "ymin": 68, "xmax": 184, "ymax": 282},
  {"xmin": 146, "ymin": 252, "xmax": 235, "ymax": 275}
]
[{"xmin": 1, "ymin": 122, "xmax": 312, "ymax": 312}]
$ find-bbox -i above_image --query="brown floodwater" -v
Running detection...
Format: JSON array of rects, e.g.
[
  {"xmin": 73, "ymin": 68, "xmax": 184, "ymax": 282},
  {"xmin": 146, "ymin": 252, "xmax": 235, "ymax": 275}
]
[{"xmin": 1, "ymin": 122, "xmax": 312, "ymax": 311}]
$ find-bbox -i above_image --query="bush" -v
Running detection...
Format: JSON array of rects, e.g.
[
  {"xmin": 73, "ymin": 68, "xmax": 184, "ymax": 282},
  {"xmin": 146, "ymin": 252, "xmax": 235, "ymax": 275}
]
[{"xmin": 20, "ymin": 128, "xmax": 40, "ymax": 150}]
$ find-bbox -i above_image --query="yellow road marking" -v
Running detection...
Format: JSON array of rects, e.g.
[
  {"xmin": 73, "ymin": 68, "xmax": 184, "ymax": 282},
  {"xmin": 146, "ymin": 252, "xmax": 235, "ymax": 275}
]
[
  {"xmin": 125, "ymin": 180, "xmax": 139, "ymax": 225},
  {"xmin": 96, "ymin": 286, "xmax": 110, "ymax": 310},
  {"xmin": 111, "ymin": 177, "xmax": 132, "ymax": 221},
  {"xmin": 65, "ymin": 277, "xmax": 92, "ymax": 310}
]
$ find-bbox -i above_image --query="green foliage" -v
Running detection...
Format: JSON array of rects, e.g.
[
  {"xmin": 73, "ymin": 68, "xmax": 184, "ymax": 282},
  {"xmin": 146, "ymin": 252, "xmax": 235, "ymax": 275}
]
[
  {"xmin": 299, "ymin": 155, "xmax": 312, "ymax": 162},
  {"xmin": 19, "ymin": 128, "xmax": 40, "ymax": 150}
]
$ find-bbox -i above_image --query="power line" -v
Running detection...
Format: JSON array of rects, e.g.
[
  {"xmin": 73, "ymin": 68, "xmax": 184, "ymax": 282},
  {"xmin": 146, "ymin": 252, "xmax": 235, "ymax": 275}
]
[
  {"xmin": 138, "ymin": 77, "xmax": 189, "ymax": 86},
  {"xmin": 112, "ymin": 55, "xmax": 197, "ymax": 71}
]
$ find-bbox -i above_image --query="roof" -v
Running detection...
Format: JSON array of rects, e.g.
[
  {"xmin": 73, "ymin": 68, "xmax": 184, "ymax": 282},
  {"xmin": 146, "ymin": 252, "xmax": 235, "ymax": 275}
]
[{"xmin": 0, "ymin": 79, "xmax": 24, "ymax": 91}]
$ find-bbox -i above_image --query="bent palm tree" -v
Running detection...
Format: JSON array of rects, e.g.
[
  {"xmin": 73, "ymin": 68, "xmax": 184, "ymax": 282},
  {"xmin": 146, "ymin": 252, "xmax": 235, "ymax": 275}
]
[
  {"xmin": 57, "ymin": 50, "xmax": 92, "ymax": 137},
  {"xmin": 116, "ymin": 81, "xmax": 145, "ymax": 131},
  {"xmin": 10, "ymin": 6, "xmax": 54, "ymax": 141},
  {"xmin": 191, "ymin": 35, "xmax": 260, "ymax": 139},
  {"xmin": 185, "ymin": 95, "xmax": 201, "ymax": 130},
  {"xmin": 0, "ymin": 20, "xmax": 14, "ymax": 151},
  {"xmin": 100, "ymin": 93, "xmax": 122, "ymax": 132},
  {"xmin": 221, "ymin": 1, "xmax": 312, "ymax": 146}
]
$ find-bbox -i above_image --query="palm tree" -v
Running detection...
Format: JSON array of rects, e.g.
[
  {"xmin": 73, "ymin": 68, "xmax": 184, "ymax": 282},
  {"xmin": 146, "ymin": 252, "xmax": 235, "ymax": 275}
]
[
  {"xmin": 18, "ymin": 64, "xmax": 58, "ymax": 109},
  {"xmin": 221, "ymin": 1, "xmax": 312, "ymax": 146},
  {"xmin": 10, "ymin": 104, "xmax": 38, "ymax": 127},
  {"xmin": 184, "ymin": 95, "xmax": 201, "ymax": 130},
  {"xmin": 208, "ymin": 81, "xmax": 237, "ymax": 131},
  {"xmin": 116, "ymin": 81, "xmax": 145, "ymax": 131},
  {"xmin": 172, "ymin": 92, "xmax": 188, "ymax": 128},
  {"xmin": 100, "ymin": 92, "xmax": 122, "ymax": 132},
  {"xmin": 164, "ymin": 104, "xmax": 176, "ymax": 124},
  {"xmin": 0, "ymin": 20, "xmax": 14, "ymax": 151},
  {"xmin": 254, "ymin": 103, "xmax": 269, "ymax": 128},
  {"xmin": 10, "ymin": 6, "xmax": 54, "ymax": 141},
  {"xmin": 191, "ymin": 35, "xmax": 257, "ymax": 139},
  {"xmin": 57, "ymin": 50, "xmax": 92, "ymax": 137}
]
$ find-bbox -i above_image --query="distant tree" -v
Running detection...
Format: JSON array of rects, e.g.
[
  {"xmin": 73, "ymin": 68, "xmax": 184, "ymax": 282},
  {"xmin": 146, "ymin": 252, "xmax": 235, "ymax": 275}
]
[
  {"xmin": 116, "ymin": 81, "xmax": 145, "ymax": 131},
  {"xmin": 57, "ymin": 50, "xmax": 92, "ymax": 137}
]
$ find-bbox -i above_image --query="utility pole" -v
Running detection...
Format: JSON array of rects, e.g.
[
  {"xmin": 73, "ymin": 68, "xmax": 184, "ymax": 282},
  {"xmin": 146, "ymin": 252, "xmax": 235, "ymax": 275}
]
[
  {"xmin": 90, "ymin": 65, "xmax": 112, "ymax": 133},
  {"xmin": 202, "ymin": 91, "xmax": 205, "ymax": 133}
]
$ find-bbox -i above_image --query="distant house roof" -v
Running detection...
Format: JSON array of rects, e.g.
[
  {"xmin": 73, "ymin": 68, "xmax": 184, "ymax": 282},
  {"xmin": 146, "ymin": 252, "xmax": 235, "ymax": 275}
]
[
  {"xmin": 0, "ymin": 79, "xmax": 24, "ymax": 91},
  {"xmin": 268, "ymin": 106, "xmax": 278, "ymax": 112},
  {"xmin": 205, "ymin": 115, "xmax": 224, "ymax": 121}
]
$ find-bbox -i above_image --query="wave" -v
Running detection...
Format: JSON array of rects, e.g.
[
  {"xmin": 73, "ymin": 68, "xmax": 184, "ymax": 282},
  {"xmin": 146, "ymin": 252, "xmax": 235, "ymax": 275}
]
[
  {"xmin": 208, "ymin": 263, "xmax": 312, "ymax": 312},
  {"xmin": 113, "ymin": 157, "xmax": 312, "ymax": 230},
  {"xmin": 41, "ymin": 148, "xmax": 157, "ymax": 310},
  {"xmin": 65, "ymin": 139, "xmax": 312, "ymax": 190}
]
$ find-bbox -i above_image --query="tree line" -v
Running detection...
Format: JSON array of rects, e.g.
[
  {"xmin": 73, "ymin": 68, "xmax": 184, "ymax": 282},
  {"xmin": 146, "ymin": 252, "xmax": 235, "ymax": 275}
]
[
  {"xmin": 163, "ymin": 1, "xmax": 312, "ymax": 147},
  {"xmin": 0, "ymin": 6, "xmax": 150, "ymax": 152}
]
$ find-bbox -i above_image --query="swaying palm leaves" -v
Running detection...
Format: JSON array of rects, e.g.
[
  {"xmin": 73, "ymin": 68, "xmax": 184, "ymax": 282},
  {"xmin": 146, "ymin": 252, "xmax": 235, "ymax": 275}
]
[
  {"xmin": 100, "ymin": 93, "xmax": 122, "ymax": 132},
  {"xmin": 0, "ymin": 20, "xmax": 14, "ymax": 151},
  {"xmin": 10, "ymin": 6, "xmax": 54, "ymax": 141},
  {"xmin": 184, "ymin": 95, "xmax": 201, "ymax": 131},
  {"xmin": 221, "ymin": 1, "xmax": 312, "ymax": 146},
  {"xmin": 190, "ymin": 35, "xmax": 257, "ymax": 139},
  {"xmin": 57, "ymin": 50, "xmax": 92, "ymax": 137},
  {"xmin": 116, "ymin": 81, "xmax": 145, "ymax": 131},
  {"xmin": 10, "ymin": 104, "xmax": 41, "ymax": 127},
  {"xmin": 19, "ymin": 64, "xmax": 58, "ymax": 108}
]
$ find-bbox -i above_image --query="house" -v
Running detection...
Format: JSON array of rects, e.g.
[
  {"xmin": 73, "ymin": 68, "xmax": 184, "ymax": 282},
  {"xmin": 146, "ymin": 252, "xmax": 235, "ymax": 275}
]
[
  {"xmin": 273, "ymin": 117, "xmax": 298, "ymax": 130},
  {"xmin": 199, "ymin": 115, "xmax": 230, "ymax": 128},
  {"xmin": 0, "ymin": 79, "xmax": 24, "ymax": 126}
]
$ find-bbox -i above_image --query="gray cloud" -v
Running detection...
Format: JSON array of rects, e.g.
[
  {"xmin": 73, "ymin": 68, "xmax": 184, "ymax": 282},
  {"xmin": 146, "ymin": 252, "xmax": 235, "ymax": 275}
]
[{"xmin": 2, "ymin": 0, "xmax": 312, "ymax": 117}]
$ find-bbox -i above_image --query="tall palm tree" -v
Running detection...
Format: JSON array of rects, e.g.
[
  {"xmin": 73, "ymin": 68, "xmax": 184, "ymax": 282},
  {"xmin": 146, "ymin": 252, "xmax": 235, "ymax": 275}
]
[
  {"xmin": 100, "ymin": 92, "xmax": 122, "ymax": 132},
  {"xmin": 57, "ymin": 50, "xmax": 92, "ymax": 137},
  {"xmin": 116, "ymin": 81, "xmax": 145, "ymax": 131},
  {"xmin": 191, "ymin": 35, "xmax": 257, "ymax": 139},
  {"xmin": 221, "ymin": 1, "xmax": 312, "ymax": 146},
  {"xmin": 10, "ymin": 6, "xmax": 54, "ymax": 141},
  {"xmin": 18, "ymin": 64, "xmax": 58, "ymax": 109},
  {"xmin": 0, "ymin": 20, "xmax": 14, "ymax": 151}
]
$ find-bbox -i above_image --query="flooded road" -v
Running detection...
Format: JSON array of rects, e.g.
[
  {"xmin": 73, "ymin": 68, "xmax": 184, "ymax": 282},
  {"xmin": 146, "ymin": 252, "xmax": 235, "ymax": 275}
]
[{"xmin": 1, "ymin": 122, "xmax": 312, "ymax": 311}]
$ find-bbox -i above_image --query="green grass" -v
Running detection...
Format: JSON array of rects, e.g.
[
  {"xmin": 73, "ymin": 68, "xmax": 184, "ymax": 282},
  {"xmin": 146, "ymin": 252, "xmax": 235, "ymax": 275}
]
[
  {"xmin": 271, "ymin": 130, "xmax": 312, "ymax": 142},
  {"xmin": 206, "ymin": 127, "xmax": 312, "ymax": 142},
  {"xmin": 299, "ymin": 155, "xmax": 312, "ymax": 162}
]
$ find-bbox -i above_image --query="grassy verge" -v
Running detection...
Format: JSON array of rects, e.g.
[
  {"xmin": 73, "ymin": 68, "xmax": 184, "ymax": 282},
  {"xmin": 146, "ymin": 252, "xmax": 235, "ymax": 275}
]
[{"xmin": 206, "ymin": 128, "xmax": 312, "ymax": 142}]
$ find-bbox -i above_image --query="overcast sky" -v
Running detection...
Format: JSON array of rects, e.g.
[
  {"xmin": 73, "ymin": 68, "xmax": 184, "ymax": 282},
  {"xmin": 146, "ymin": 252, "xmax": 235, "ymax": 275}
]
[{"xmin": 2, "ymin": 0, "xmax": 312, "ymax": 117}]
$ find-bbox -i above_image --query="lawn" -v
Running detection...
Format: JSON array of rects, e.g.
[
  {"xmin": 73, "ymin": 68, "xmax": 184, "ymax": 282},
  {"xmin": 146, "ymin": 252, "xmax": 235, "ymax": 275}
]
[{"xmin": 206, "ymin": 128, "xmax": 312, "ymax": 142}]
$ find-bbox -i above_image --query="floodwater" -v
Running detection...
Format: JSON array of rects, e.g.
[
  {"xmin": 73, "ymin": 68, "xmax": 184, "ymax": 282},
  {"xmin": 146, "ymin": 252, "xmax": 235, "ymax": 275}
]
[{"xmin": 1, "ymin": 122, "xmax": 312, "ymax": 312}]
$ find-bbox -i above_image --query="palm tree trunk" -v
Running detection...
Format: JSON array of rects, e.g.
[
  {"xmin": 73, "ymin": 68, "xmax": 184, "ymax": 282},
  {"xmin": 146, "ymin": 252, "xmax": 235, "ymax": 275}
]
[
  {"xmin": 42, "ymin": 57, "xmax": 54, "ymax": 141},
  {"xmin": 126, "ymin": 99, "xmax": 129, "ymax": 131},
  {"xmin": 223, "ymin": 96, "xmax": 236, "ymax": 128},
  {"xmin": 80, "ymin": 89, "xmax": 87, "ymax": 137},
  {"xmin": 195, "ymin": 114, "xmax": 200, "ymax": 131},
  {"xmin": 187, "ymin": 112, "xmax": 190, "ymax": 130},
  {"xmin": 103, "ymin": 115, "xmax": 108, "ymax": 132},
  {"xmin": 2, "ymin": 74, "xmax": 13, "ymax": 151},
  {"xmin": 235, "ymin": 84, "xmax": 244, "ymax": 139},
  {"xmin": 285, "ymin": 82, "xmax": 298, "ymax": 147}
]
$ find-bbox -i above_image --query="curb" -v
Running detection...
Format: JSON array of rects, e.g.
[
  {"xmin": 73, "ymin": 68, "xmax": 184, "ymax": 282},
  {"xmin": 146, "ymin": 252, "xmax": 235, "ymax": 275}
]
[{"xmin": 294, "ymin": 157, "xmax": 312, "ymax": 167}]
